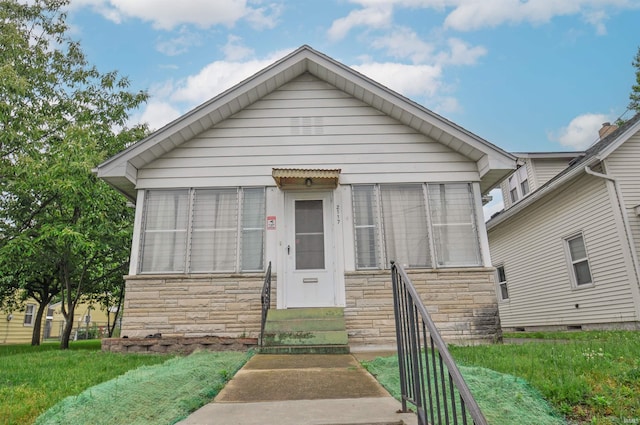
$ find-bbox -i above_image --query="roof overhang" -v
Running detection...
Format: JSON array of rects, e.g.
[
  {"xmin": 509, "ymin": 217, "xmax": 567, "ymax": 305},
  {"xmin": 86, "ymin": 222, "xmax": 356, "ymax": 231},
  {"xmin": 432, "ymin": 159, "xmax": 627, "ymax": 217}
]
[
  {"xmin": 95, "ymin": 45, "xmax": 516, "ymax": 200},
  {"xmin": 272, "ymin": 168, "xmax": 341, "ymax": 190}
]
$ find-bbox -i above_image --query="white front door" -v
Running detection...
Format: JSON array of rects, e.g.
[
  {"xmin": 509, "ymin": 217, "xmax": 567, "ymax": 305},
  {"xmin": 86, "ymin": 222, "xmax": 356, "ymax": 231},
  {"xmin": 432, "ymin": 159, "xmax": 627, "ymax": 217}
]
[{"xmin": 284, "ymin": 191, "xmax": 336, "ymax": 307}]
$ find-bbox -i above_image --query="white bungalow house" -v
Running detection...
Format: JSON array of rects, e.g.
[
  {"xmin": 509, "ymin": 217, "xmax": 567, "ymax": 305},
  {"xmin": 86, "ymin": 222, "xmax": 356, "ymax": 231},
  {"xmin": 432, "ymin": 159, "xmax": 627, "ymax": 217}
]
[
  {"xmin": 487, "ymin": 116, "xmax": 640, "ymax": 331},
  {"xmin": 96, "ymin": 45, "xmax": 516, "ymax": 350}
]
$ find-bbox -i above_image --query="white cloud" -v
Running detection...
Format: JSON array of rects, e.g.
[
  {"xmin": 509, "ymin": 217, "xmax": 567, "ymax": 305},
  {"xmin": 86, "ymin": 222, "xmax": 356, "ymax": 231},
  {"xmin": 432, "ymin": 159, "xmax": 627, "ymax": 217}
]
[
  {"xmin": 222, "ymin": 35, "xmax": 255, "ymax": 61},
  {"xmin": 352, "ymin": 62, "xmax": 443, "ymax": 99},
  {"xmin": 73, "ymin": 0, "xmax": 282, "ymax": 30},
  {"xmin": 482, "ymin": 188, "xmax": 504, "ymax": 222},
  {"xmin": 371, "ymin": 26, "xmax": 435, "ymax": 64},
  {"xmin": 436, "ymin": 38, "xmax": 487, "ymax": 66},
  {"xmin": 156, "ymin": 27, "xmax": 202, "ymax": 56},
  {"xmin": 136, "ymin": 100, "xmax": 182, "ymax": 131},
  {"xmin": 328, "ymin": 4, "xmax": 393, "ymax": 40},
  {"xmin": 170, "ymin": 49, "xmax": 293, "ymax": 105},
  {"xmin": 332, "ymin": 0, "xmax": 637, "ymax": 35},
  {"xmin": 548, "ymin": 113, "xmax": 613, "ymax": 150}
]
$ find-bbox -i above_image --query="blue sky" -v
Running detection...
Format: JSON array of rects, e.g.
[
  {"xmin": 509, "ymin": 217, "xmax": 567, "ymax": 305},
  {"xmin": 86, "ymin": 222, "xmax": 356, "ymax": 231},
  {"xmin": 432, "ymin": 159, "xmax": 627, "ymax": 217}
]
[{"xmin": 65, "ymin": 0, "xmax": 640, "ymax": 214}]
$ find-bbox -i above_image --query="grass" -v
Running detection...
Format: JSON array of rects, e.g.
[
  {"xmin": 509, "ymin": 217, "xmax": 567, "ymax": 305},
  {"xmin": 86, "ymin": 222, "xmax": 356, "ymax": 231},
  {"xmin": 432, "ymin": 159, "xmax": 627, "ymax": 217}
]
[
  {"xmin": 0, "ymin": 340, "xmax": 172, "ymax": 425},
  {"xmin": 364, "ymin": 331, "xmax": 639, "ymax": 424},
  {"xmin": 35, "ymin": 350, "xmax": 252, "ymax": 425},
  {"xmin": 450, "ymin": 331, "xmax": 640, "ymax": 424},
  {"xmin": 363, "ymin": 355, "xmax": 564, "ymax": 425}
]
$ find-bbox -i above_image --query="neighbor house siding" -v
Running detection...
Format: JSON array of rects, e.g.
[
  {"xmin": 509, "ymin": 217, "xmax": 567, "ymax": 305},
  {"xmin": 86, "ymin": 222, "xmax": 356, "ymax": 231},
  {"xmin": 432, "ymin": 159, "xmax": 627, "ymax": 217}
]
[
  {"xmin": 489, "ymin": 173, "xmax": 639, "ymax": 328},
  {"xmin": 605, "ymin": 133, "xmax": 640, "ymax": 269},
  {"xmin": 135, "ymin": 73, "xmax": 479, "ymax": 189},
  {"xmin": 530, "ymin": 158, "xmax": 573, "ymax": 189}
]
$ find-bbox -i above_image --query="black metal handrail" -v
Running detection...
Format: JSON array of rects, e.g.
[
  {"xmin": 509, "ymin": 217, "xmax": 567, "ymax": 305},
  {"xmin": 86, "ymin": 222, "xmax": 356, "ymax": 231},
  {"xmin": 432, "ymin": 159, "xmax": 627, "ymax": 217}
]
[
  {"xmin": 391, "ymin": 261, "xmax": 487, "ymax": 425},
  {"xmin": 260, "ymin": 261, "xmax": 272, "ymax": 346}
]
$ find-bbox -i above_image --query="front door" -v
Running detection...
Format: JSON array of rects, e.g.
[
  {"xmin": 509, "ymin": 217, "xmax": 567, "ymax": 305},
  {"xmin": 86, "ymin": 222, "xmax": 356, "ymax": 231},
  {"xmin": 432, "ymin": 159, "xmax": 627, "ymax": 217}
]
[{"xmin": 284, "ymin": 191, "xmax": 336, "ymax": 307}]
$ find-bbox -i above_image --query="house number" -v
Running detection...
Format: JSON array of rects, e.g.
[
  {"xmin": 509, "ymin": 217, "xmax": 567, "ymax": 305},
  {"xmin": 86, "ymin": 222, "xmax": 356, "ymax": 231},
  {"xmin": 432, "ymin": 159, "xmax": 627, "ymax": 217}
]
[{"xmin": 336, "ymin": 204, "xmax": 341, "ymax": 224}]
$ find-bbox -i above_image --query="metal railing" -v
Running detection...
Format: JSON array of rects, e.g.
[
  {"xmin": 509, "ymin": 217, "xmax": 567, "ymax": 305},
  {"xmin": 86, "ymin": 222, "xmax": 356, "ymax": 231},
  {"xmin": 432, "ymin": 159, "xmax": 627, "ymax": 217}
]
[
  {"xmin": 391, "ymin": 261, "xmax": 487, "ymax": 425},
  {"xmin": 260, "ymin": 261, "xmax": 272, "ymax": 346}
]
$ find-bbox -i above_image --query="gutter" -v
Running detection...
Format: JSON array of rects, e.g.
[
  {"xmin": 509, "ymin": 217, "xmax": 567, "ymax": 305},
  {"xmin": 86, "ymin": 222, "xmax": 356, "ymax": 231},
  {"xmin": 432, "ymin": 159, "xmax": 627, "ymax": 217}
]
[{"xmin": 583, "ymin": 166, "xmax": 640, "ymax": 293}]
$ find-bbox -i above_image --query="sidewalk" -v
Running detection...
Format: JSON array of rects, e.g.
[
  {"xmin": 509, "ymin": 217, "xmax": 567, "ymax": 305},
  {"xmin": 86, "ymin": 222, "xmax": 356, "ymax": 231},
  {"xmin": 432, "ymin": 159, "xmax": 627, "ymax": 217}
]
[{"xmin": 176, "ymin": 353, "xmax": 417, "ymax": 425}]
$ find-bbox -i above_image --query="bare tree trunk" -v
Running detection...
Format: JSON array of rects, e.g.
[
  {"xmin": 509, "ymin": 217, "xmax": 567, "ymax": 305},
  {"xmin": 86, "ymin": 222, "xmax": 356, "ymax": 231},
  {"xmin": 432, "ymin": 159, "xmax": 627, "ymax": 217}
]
[
  {"xmin": 30, "ymin": 302, "xmax": 48, "ymax": 346},
  {"xmin": 60, "ymin": 305, "xmax": 75, "ymax": 349},
  {"xmin": 107, "ymin": 285, "xmax": 124, "ymax": 338}
]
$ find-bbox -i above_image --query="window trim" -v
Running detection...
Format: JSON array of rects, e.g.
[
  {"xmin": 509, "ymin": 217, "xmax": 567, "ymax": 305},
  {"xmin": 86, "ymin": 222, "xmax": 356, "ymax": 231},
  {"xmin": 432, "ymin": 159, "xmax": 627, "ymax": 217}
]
[
  {"xmin": 508, "ymin": 166, "xmax": 530, "ymax": 204},
  {"xmin": 23, "ymin": 304, "xmax": 35, "ymax": 326},
  {"xmin": 139, "ymin": 187, "xmax": 266, "ymax": 274},
  {"xmin": 495, "ymin": 265, "xmax": 509, "ymax": 301},
  {"xmin": 564, "ymin": 232, "xmax": 594, "ymax": 288}
]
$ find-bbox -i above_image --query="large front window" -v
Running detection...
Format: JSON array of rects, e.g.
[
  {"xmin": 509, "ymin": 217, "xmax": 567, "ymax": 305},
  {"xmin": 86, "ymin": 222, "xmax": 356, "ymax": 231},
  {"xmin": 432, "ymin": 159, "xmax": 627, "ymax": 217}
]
[
  {"xmin": 140, "ymin": 188, "xmax": 265, "ymax": 273},
  {"xmin": 352, "ymin": 183, "xmax": 481, "ymax": 269}
]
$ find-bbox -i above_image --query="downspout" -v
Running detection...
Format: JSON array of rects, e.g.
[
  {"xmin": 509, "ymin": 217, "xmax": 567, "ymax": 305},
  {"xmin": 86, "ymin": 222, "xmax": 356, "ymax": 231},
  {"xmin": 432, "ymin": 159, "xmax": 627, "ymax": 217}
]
[{"xmin": 584, "ymin": 166, "xmax": 640, "ymax": 316}]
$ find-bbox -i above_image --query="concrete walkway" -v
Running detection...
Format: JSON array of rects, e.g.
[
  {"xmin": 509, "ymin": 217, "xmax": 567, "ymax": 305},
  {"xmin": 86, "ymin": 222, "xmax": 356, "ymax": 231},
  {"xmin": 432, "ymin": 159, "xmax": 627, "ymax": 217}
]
[{"xmin": 176, "ymin": 353, "xmax": 417, "ymax": 425}]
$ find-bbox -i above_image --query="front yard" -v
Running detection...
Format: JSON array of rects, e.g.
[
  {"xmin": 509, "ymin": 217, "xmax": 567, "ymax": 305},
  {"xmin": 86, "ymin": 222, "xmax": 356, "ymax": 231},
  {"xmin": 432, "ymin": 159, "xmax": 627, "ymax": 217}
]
[{"xmin": 1, "ymin": 331, "xmax": 638, "ymax": 424}]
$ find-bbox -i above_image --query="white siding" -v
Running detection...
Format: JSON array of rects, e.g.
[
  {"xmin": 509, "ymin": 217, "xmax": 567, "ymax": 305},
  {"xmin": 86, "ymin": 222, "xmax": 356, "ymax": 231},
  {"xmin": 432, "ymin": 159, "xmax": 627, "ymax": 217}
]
[
  {"xmin": 605, "ymin": 133, "xmax": 640, "ymax": 266},
  {"xmin": 488, "ymin": 173, "xmax": 639, "ymax": 328},
  {"xmin": 530, "ymin": 158, "xmax": 573, "ymax": 189},
  {"xmin": 136, "ymin": 73, "xmax": 478, "ymax": 189}
]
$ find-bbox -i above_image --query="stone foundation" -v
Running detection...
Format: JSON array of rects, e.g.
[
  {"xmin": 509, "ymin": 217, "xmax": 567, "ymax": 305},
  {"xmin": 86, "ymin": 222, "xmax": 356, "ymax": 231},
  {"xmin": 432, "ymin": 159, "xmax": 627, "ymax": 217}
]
[
  {"xmin": 344, "ymin": 268, "xmax": 500, "ymax": 349},
  {"xmin": 119, "ymin": 268, "xmax": 500, "ymax": 351},
  {"xmin": 101, "ymin": 335, "xmax": 258, "ymax": 354},
  {"xmin": 120, "ymin": 274, "xmax": 276, "ymax": 339}
]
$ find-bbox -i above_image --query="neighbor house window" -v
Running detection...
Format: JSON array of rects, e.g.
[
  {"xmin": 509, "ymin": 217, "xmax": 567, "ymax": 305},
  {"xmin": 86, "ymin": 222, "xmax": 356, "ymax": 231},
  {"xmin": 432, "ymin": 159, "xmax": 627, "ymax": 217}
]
[
  {"xmin": 352, "ymin": 183, "xmax": 481, "ymax": 269},
  {"xmin": 140, "ymin": 187, "xmax": 265, "ymax": 273},
  {"xmin": 566, "ymin": 233, "xmax": 593, "ymax": 286},
  {"xmin": 508, "ymin": 166, "xmax": 529, "ymax": 203},
  {"xmin": 496, "ymin": 265, "xmax": 509, "ymax": 300},
  {"xmin": 23, "ymin": 304, "xmax": 35, "ymax": 326}
]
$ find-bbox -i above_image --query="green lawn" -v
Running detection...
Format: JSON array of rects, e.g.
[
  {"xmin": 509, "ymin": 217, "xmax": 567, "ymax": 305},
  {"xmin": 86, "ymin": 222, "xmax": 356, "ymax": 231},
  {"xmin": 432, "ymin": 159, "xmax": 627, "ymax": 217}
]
[
  {"xmin": 450, "ymin": 331, "xmax": 640, "ymax": 424},
  {"xmin": 0, "ymin": 341, "xmax": 172, "ymax": 425}
]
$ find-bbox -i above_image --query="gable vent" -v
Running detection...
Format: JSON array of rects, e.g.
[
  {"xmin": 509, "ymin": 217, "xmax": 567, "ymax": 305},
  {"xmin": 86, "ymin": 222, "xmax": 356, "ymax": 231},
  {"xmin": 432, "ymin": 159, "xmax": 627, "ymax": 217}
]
[{"xmin": 290, "ymin": 116, "xmax": 324, "ymax": 135}]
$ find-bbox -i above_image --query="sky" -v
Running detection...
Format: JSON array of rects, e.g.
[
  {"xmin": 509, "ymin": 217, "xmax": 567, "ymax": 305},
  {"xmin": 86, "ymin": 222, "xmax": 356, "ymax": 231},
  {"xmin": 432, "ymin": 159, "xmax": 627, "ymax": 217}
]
[{"xmin": 63, "ymin": 0, "xmax": 640, "ymax": 216}]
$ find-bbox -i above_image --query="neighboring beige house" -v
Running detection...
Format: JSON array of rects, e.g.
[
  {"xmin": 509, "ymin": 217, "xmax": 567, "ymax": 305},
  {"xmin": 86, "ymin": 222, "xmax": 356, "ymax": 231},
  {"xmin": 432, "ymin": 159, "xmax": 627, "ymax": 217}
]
[
  {"xmin": 96, "ymin": 45, "xmax": 516, "ymax": 349},
  {"xmin": 1, "ymin": 299, "xmax": 111, "ymax": 344},
  {"xmin": 487, "ymin": 116, "xmax": 640, "ymax": 331}
]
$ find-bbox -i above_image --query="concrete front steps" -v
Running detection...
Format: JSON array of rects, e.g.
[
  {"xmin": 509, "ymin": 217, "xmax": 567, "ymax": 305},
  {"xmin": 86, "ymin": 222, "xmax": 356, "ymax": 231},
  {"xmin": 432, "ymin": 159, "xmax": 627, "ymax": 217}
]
[{"xmin": 260, "ymin": 307, "xmax": 350, "ymax": 354}]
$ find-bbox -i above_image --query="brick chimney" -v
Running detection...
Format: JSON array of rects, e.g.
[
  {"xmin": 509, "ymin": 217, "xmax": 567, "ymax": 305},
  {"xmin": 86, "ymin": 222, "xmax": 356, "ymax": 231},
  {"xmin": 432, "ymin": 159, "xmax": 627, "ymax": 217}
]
[{"xmin": 599, "ymin": 122, "xmax": 618, "ymax": 139}]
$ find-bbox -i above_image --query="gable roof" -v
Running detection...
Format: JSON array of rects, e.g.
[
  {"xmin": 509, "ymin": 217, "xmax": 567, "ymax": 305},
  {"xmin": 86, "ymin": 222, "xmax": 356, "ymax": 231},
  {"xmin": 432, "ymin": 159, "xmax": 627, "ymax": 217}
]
[
  {"xmin": 96, "ymin": 45, "xmax": 516, "ymax": 200},
  {"xmin": 487, "ymin": 113, "xmax": 640, "ymax": 230}
]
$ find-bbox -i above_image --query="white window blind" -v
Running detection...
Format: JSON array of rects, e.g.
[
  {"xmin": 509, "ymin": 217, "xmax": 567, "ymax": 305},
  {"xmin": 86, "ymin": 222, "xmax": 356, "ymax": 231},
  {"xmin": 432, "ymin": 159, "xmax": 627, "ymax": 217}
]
[
  {"xmin": 241, "ymin": 188, "xmax": 266, "ymax": 272},
  {"xmin": 140, "ymin": 187, "xmax": 265, "ymax": 274},
  {"xmin": 352, "ymin": 185, "xmax": 379, "ymax": 269},
  {"xmin": 380, "ymin": 185, "xmax": 431, "ymax": 268},
  {"xmin": 140, "ymin": 190, "xmax": 189, "ymax": 273},
  {"xmin": 428, "ymin": 183, "xmax": 480, "ymax": 267},
  {"xmin": 352, "ymin": 183, "xmax": 481, "ymax": 270},
  {"xmin": 190, "ymin": 189, "xmax": 238, "ymax": 272}
]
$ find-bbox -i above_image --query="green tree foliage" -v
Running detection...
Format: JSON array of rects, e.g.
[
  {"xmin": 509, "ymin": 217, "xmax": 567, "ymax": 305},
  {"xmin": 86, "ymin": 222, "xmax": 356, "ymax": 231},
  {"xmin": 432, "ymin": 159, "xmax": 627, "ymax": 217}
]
[
  {"xmin": 629, "ymin": 46, "xmax": 640, "ymax": 114},
  {"xmin": 0, "ymin": 0, "xmax": 148, "ymax": 347}
]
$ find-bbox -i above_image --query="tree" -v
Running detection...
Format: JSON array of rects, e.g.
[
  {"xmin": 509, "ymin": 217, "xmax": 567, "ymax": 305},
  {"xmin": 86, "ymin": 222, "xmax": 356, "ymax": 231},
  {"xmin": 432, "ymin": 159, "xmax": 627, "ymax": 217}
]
[
  {"xmin": 629, "ymin": 46, "xmax": 640, "ymax": 114},
  {"xmin": 0, "ymin": 0, "xmax": 148, "ymax": 348}
]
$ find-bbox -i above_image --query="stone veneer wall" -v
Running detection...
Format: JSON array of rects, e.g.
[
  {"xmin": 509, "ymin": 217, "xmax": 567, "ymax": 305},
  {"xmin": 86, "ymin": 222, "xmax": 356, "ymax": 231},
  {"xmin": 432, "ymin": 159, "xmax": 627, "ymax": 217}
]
[
  {"xmin": 344, "ymin": 268, "xmax": 500, "ymax": 349},
  {"xmin": 120, "ymin": 274, "xmax": 276, "ymax": 339}
]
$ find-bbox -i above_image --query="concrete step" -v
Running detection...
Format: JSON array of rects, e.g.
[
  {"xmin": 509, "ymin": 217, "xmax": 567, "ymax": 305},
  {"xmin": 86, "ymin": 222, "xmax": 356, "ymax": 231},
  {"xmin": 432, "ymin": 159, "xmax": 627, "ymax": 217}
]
[
  {"xmin": 264, "ymin": 317, "xmax": 346, "ymax": 332},
  {"xmin": 262, "ymin": 308, "xmax": 349, "ymax": 353},
  {"xmin": 263, "ymin": 330, "xmax": 349, "ymax": 346},
  {"xmin": 258, "ymin": 345, "xmax": 350, "ymax": 354},
  {"xmin": 266, "ymin": 307, "xmax": 345, "ymax": 321}
]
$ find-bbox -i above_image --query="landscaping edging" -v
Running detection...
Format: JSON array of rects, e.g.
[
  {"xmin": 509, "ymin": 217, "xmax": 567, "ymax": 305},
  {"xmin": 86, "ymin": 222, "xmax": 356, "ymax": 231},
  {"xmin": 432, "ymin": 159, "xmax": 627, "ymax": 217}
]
[{"xmin": 101, "ymin": 336, "xmax": 258, "ymax": 354}]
